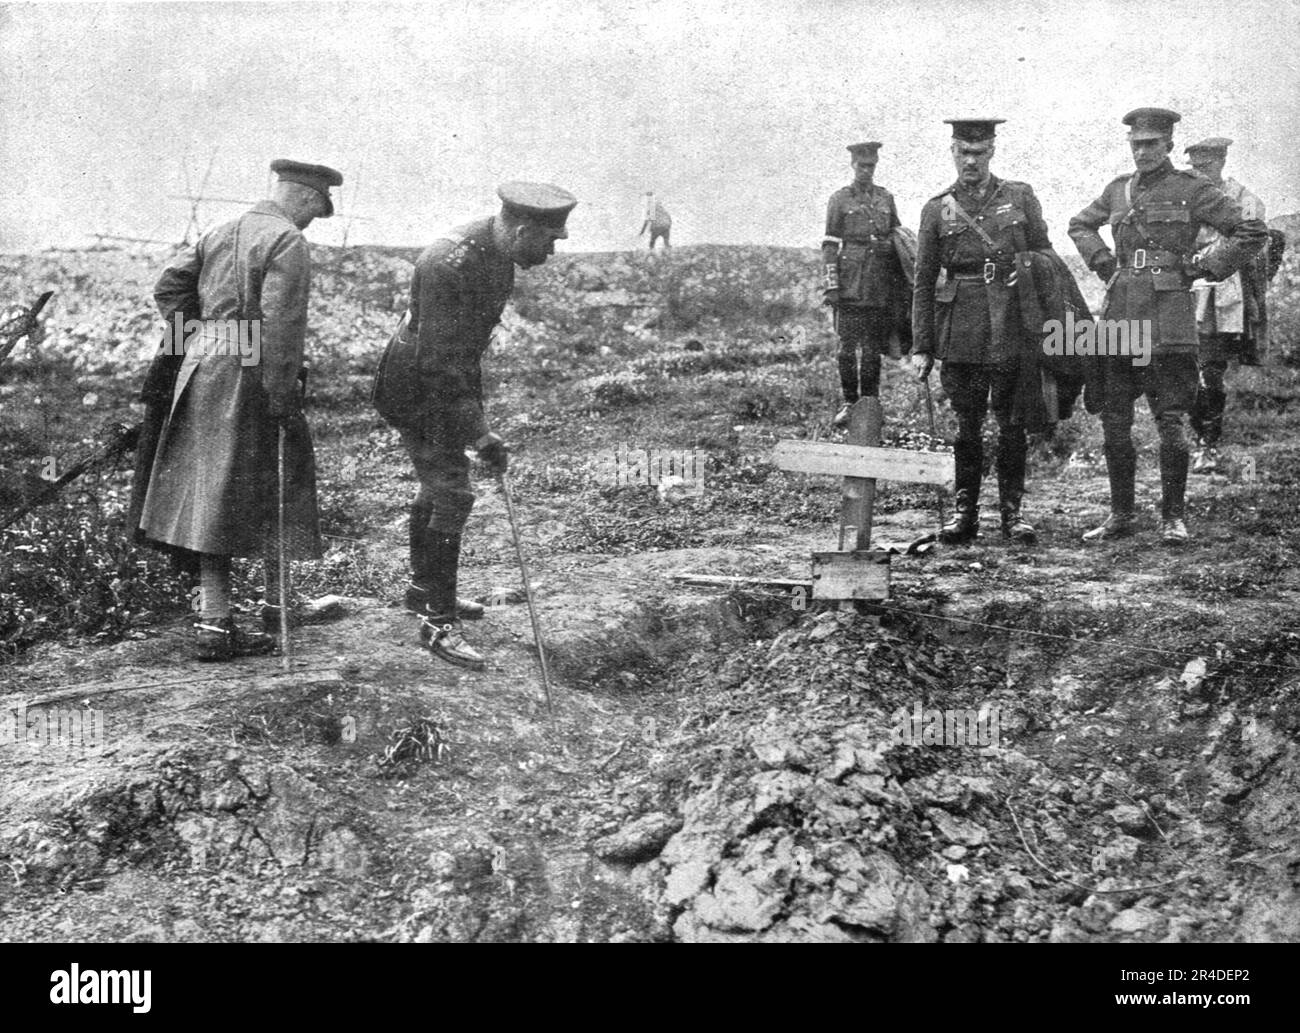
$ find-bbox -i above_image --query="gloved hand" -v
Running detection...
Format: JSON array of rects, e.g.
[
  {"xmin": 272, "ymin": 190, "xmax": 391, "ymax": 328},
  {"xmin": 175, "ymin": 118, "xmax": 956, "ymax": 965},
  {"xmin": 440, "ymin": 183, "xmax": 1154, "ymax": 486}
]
[
  {"xmin": 1093, "ymin": 255, "xmax": 1118, "ymax": 283},
  {"xmin": 910, "ymin": 352, "xmax": 934, "ymax": 381},
  {"xmin": 476, "ymin": 432, "xmax": 509, "ymax": 475}
]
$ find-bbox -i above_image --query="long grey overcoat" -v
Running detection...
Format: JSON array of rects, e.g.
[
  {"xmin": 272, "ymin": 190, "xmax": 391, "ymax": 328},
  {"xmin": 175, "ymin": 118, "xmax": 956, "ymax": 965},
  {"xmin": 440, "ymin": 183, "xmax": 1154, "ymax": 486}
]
[{"xmin": 136, "ymin": 201, "xmax": 321, "ymax": 559}]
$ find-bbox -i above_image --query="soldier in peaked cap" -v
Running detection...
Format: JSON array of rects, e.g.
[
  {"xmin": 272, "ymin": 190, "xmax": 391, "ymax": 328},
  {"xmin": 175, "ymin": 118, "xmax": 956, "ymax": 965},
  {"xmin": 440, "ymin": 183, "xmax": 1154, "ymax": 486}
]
[
  {"xmin": 373, "ymin": 181, "xmax": 577, "ymax": 671},
  {"xmin": 134, "ymin": 158, "xmax": 342, "ymax": 660},
  {"xmin": 1069, "ymin": 109, "xmax": 1266, "ymax": 544},
  {"xmin": 1182, "ymin": 137, "xmax": 1269, "ymax": 472},
  {"xmin": 822, "ymin": 140, "xmax": 909, "ymax": 428},
  {"xmin": 911, "ymin": 118, "xmax": 1054, "ymax": 545}
]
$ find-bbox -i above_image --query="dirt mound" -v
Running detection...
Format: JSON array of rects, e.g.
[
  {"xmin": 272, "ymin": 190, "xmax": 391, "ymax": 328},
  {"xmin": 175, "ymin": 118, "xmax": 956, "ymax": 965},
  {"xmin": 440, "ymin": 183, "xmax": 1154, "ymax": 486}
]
[{"xmin": 585, "ymin": 602, "xmax": 1300, "ymax": 943}]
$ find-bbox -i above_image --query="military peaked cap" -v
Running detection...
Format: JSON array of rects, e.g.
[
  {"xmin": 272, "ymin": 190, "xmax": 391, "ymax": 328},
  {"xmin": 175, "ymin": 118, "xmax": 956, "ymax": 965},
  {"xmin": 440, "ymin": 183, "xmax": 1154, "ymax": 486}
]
[
  {"xmin": 944, "ymin": 119, "xmax": 1004, "ymax": 142},
  {"xmin": 1123, "ymin": 108, "xmax": 1181, "ymax": 140},
  {"xmin": 1186, "ymin": 137, "xmax": 1233, "ymax": 155},
  {"xmin": 847, "ymin": 141, "xmax": 882, "ymax": 157},
  {"xmin": 497, "ymin": 181, "xmax": 578, "ymax": 231},
  {"xmin": 270, "ymin": 159, "xmax": 344, "ymax": 217}
]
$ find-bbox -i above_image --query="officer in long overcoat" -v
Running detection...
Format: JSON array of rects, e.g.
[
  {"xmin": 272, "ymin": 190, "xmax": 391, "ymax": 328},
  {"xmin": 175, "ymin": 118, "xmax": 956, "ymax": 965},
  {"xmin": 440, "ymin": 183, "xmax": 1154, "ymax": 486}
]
[{"xmin": 136, "ymin": 159, "xmax": 341, "ymax": 659}]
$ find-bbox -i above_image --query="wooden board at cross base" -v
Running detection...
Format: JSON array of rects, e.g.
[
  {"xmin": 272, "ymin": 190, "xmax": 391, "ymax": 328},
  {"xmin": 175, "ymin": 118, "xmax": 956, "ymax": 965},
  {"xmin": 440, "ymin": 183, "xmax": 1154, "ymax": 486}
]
[
  {"xmin": 772, "ymin": 397, "xmax": 956, "ymax": 601},
  {"xmin": 811, "ymin": 548, "xmax": 890, "ymax": 601}
]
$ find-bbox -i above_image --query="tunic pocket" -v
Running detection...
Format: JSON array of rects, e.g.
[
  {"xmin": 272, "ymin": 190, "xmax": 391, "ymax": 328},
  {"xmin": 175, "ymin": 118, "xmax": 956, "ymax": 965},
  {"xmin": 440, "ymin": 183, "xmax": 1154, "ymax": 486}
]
[
  {"xmin": 986, "ymin": 207, "xmax": 1025, "ymax": 233},
  {"xmin": 1144, "ymin": 202, "xmax": 1190, "ymax": 223},
  {"xmin": 838, "ymin": 243, "xmax": 870, "ymax": 303}
]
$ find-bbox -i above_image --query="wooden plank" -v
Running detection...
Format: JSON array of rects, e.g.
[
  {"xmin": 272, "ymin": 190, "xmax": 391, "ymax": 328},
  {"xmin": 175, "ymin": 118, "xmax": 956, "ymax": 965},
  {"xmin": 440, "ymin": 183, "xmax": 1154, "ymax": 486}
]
[
  {"xmin": 811, "ymin": 550, "xmax": 891, "ymax": 601},
  {"xmin": 671, "ymin": 573, "xmax": 811, "ymax": 590},
  {"xmin": 773, "ymin": 440, "xmax": 955, "ymax": 488},
  {"xmin": 840, "ymin": 397, "xmax": 881, "ymax": 551},
  {"xmin": 18, "ymin": 667, "xmax": 346, "ymax": 709}
]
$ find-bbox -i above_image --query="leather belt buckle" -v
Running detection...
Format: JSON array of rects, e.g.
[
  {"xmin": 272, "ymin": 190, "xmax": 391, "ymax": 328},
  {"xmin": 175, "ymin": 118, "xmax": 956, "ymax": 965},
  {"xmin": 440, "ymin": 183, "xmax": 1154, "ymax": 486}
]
[
  {"xmin": 1133, "ymin": 248, "xmax": 1147, "ymax": 270},
  {"xmin": 983, "ymin": 261, "xmax": 997, "ymax": 284}
]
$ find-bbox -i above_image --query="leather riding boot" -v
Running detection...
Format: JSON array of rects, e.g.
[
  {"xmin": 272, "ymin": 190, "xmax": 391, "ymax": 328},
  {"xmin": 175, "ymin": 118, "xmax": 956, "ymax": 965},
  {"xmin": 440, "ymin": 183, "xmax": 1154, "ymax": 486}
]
[
  {"xmin": 1157, "ymin": 415, "xmax": 1190, "ymax": 523},
  {"xmin": 405, "ymin": 507, "xmax": 484, "ymax": 620},
  {"xmin": 406, "ymin": 587, "xmax": 484, "ymax": 620},
  {"xmin": 404, "ymin": 501, "xmax": 434, "ymax": 611},
  {"xmin": 997, "ymin": 452, "xmax": 1035, "ymax": 544},
  {"xmin": 998, "ymin": 492, "xmax": 1037, "ymax": 544},
  {"xmin": 1158, "ymin": 419, "xmax": 1192, "ymax": 544},
  {"xmin": 953, "ymin": 433, "xmax": 983, "ymax": 513},
  {"xmin": 413, "ymin": 530, "xmax": 486, "ymax": 670},
  {"xmin": 405, "ymin": 584, "xmax": 485, "ymax": 621},
  {"xmin": 415, "ymin": 532, "xmax": 458, "ymax": 620},
  {"xmin": 1083, "ymin": 444, "xmax": 1137, "ymax": 541},
  {"xmin": 940, "ymin": 488, "xmax": 980, "ymax": 544},
  {"xmin": 942, "ymin": 435, "xmax": 982, "ymax": 545}
]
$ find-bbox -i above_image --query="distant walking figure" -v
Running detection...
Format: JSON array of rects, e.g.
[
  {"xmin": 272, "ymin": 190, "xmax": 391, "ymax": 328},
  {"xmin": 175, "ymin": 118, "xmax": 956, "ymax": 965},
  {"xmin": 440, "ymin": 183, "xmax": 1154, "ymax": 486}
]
[{"xmin": 639, "ymin": 192, "xmax": 672, "ymax": 249}]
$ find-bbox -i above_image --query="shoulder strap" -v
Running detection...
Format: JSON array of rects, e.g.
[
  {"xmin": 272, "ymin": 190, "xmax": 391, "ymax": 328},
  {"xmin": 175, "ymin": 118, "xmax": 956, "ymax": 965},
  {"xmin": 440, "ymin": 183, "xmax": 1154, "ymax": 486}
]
[
  {"xmin": 1116, "ymin": 175, "xmax": 1146, "ymax": 229},
  {"xmin": 1116, "ymin": 174, "xmax": 1159, "ymax": 246},
  {"xmin": 946, "ymin": 192, "xmax": 998, "ymax": 250}
]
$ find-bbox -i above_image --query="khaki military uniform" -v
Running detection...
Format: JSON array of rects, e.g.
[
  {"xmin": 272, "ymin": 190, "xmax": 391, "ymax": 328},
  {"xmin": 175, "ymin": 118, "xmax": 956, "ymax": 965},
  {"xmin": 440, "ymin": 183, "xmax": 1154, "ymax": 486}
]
[
  {"xmin": 374, "ymin": 216, "xmax": 515, "ymax": 539},
  {"xmin": 1068, "ymin": 159, "xmax": 1267, "ymax": 520},
  {"xmin": 913, "ymin": 175, "xmax": 1052, "ymax": 517},
  {"xmin": 823, "ymin": 182, "xmax": 904, "ymax": 402}
]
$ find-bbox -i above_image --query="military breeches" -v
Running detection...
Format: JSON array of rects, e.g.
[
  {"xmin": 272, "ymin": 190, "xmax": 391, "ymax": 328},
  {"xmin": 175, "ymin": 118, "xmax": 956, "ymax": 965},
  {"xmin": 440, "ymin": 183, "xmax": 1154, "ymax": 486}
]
[
  {"xmin": 398, "ymin": 418, "xmax": 475, "ymax": 537},
  {"xmin": 836, "ymin": 306, "xmax": 891, "ymax": 403},
  {"xmin": 1191, "ymin": 353, "xmax": 1230, "ymax": 447},
  {"xmin": 939, "ymin": 361, "xmax": 1026, "ymax": 505},
  {"xmin": 1099, "ymin": 354, "xmax": 1198, "ymax": 519}
]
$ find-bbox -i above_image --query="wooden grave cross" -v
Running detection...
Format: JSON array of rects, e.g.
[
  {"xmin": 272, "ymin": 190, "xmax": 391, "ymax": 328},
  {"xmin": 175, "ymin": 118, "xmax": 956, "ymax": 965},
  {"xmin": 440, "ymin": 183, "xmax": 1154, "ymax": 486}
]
[{"xmin": 772, "ymin": 397, "xmax": 954, "ymax": 601}]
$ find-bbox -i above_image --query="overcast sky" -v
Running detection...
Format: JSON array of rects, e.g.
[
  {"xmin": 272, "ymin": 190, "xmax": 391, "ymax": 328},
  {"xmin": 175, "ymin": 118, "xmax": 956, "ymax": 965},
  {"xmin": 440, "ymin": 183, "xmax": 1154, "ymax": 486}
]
[{"xmin": 2, "ymin": 0, "xmax": 1297, "ymax": 253}]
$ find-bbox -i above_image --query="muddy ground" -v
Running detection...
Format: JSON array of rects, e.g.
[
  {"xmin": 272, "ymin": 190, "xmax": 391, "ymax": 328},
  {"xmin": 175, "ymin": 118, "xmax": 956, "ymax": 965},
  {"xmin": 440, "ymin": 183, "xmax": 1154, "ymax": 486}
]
[{"xmin": 2, "ymin": 244, "xmax": 1299, "ymax": 942}]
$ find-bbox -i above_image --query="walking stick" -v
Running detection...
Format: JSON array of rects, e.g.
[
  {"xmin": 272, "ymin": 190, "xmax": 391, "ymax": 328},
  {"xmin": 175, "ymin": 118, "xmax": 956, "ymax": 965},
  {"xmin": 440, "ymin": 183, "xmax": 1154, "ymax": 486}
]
[
  {"xmin": 278, "ymin": 423, "xmax": 291, "ymax": 670},
  {"xmin": 498, "ymin": 470, "xmax": 554, "ymax": 713}
]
